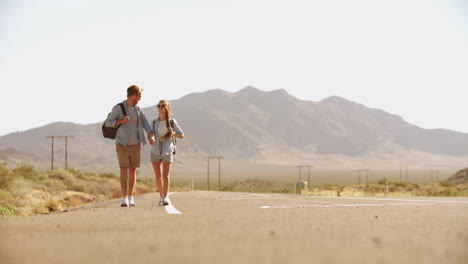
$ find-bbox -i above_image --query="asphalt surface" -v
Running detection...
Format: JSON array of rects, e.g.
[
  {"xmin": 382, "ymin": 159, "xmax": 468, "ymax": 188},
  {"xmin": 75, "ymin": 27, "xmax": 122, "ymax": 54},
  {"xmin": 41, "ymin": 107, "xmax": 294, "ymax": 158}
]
[{"xmin": 1, "ymin": 191, "xmax": 467, "ymax": 264}]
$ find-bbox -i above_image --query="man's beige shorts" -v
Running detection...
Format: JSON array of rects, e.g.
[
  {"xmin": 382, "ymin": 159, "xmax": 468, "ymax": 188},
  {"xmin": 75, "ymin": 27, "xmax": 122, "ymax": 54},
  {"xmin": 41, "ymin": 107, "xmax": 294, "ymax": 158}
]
[{"xmin": 116, "ymin": 143, "xmax": 141, "ymax": 168}]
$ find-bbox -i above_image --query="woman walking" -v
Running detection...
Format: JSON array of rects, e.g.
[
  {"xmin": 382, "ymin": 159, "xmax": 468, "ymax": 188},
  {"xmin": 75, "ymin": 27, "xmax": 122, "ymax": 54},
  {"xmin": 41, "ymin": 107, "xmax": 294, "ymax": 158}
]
[{"xmin": 150, "ymin": 100, "xmax": 184, "ymax": 206}]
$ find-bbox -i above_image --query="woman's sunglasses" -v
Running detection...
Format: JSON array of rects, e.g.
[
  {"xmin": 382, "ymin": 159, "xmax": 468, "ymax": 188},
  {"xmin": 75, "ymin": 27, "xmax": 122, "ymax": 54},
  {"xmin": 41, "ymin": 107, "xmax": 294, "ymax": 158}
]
[{"xmin": 157, "ymin": 104, "xmax": 166, "ymax": 108}]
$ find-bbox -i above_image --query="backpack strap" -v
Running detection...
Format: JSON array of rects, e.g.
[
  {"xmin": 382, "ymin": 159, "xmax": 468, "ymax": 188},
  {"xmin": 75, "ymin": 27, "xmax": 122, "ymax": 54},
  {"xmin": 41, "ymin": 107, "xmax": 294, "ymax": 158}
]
[
  {"xmin": 152, "ymin": 118, "xmax": 177, "ymax": 146},
  {"xmin": 118, "ymin": 103, "xmax": 127, "ymax": 116}
]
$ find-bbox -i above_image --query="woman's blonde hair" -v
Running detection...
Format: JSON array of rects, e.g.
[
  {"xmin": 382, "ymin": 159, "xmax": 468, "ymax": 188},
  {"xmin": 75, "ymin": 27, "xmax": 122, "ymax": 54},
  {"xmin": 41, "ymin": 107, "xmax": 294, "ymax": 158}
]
[{"xmin": 159, "ymin": 100, "xmax": 173, "ymax": 139}]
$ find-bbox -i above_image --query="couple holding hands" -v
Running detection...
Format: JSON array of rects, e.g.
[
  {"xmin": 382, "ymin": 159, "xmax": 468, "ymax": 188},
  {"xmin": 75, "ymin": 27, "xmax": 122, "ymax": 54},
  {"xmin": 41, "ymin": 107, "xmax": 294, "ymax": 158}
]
[{"xmin": 104, "ymin": 85, "xmax": 184, "ymax": 207}]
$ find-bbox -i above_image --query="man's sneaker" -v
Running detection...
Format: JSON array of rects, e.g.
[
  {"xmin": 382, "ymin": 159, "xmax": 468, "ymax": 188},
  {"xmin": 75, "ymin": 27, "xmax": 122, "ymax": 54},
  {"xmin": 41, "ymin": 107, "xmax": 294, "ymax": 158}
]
[
  {"xmin": 121, "ymin": 197, "xmax": 129, "ymax": 207},
  {"xmin": 162, "ymin": 198, "xmax": 169, "ymax": 206},
  {"xmin": 158, "ymin": 197, "xmax": 164, "ymax": 206},
  {"xmin": 128, "ymin": 196, "xmax": 135, "ymax": 207}
]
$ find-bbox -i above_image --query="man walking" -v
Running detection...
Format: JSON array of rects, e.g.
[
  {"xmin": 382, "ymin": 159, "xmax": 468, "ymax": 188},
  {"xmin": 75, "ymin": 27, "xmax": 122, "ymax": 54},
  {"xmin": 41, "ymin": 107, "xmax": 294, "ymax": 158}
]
[{"xmin": 105, "ymin": 85, "xmax": 154, "ymax": 207}]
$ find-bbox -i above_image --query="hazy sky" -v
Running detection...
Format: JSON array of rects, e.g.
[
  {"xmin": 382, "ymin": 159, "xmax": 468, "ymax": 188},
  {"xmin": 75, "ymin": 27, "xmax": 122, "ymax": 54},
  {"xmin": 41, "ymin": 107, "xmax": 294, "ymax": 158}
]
[{"xmin": 1, "ymin": 0, "xmax": 467, "ymax": 136}]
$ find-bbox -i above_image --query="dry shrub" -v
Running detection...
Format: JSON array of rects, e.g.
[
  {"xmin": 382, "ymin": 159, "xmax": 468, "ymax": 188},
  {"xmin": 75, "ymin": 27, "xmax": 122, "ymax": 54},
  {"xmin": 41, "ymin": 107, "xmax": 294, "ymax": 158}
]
[
  {"xmin": 87, "ymin": 179, "xmax": 120, "ymax": 196},
  {"xmin": 66, "ymin": 196, "xmax": 85, "ymax": 207},
  {"xmin": 222, "ymin": 178, "xmax": 294, "ymax": 193},
  {"xmin": 71, "ymin": 183, "xmax": 86, "ymax": 192},
  {"xmin": 323, "ymin": 184, "xmax": 344, "ymax": 191},
  {"xmin": 75, "ymin": 172, "xmax": 98, "ymax": 181},
  {"xmin": 393, "ymin": 181, "xmax": 409, "ymax": 188},
  {"xmin": 405, "ymin": 184, "xmax": 415, "ymax": 191},
  {"xmin": 49, "ymin": 169, "xmax": 75, "ymax": 190},
  {"xmin": 67, "ymin": 167, "xmax": 81, "ymax": 175},
  {"xmin": 10, "ymin": 178, "xmax": 34, "ymax": 198},
  {"xmin": 42, "ymin": 179, "xmax": 68, "ymax": 194},
  {"xmin": 13, "ymin": 163, "xmax": 39, "ymax": 181},
  {"xmin": 34, "ymin": 196, "xmax": 62, "ymax": 214},
  {"xmin": 0, "ymin": 189, "xmax": 15, "ymax": 206},
  {"xmin": 439, "ymin": 181, "xmax": 454, "ymax": 188},
  {"xmin": 49, "ymin": 169, "xmax": 74, "ymax": 180},
  {"xmin": 99, "ymin": 173, "xmax": 117, "ymax": 179},
  {"xmin": 65, "ymin": 194, "xmax": 96, "ymax": 208},
  {"xmin": 0, "ymin": 162, "xmax": 14, "ymax": 190},
  {"xmin": 0, "ymin": 204, "xmax": 17, "ymax": 217}
]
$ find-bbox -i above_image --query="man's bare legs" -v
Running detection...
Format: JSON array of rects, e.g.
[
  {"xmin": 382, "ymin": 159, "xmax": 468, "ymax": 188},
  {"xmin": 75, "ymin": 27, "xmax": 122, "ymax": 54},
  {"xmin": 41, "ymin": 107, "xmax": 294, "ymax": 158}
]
[
  {"xmin": 120, "ymin": 167, "xmax": 137, "ymax": 206},
  {"xmin": 120, "ymin": 167, "xmax": 129, "ymax": 197}
]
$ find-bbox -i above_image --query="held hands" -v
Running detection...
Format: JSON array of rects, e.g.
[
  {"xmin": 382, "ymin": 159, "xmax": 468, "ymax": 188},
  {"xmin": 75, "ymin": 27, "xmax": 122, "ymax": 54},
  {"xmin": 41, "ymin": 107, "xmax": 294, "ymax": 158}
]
[{"xmin": 148, "ymin": 132, "xmax": 155, "ymax": 145}]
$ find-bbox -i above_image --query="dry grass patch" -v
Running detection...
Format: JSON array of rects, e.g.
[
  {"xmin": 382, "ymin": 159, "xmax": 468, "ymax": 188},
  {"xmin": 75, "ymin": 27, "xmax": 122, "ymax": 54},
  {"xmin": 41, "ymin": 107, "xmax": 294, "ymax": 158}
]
[
  {"xmin": 222, "ymin": 178, "xmax": 294, "ymax": 193},
  {"xmin": 0, "ymin": 162, "xmax": 14, "ymax": 190},
  {"xmin": 33, "ymin": 195, "xmax": 62, "ymax": 215},
  {"xmin": 0, "ymin": 163, "xmax": 156, "ymax": 217}
]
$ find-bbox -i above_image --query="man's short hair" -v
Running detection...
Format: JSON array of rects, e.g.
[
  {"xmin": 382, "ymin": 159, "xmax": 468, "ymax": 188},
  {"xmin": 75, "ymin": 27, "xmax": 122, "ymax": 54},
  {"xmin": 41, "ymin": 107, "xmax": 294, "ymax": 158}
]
[{"xmin": 127, "ymin": 85, "xmax": 143, "ymax": 97}]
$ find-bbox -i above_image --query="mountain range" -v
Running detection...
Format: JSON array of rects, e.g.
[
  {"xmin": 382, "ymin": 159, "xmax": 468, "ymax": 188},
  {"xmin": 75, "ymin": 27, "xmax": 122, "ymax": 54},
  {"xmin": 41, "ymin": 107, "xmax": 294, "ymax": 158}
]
[{"xmin": 1, "ymin": 86, "xmax": 467, "ymax": 171}]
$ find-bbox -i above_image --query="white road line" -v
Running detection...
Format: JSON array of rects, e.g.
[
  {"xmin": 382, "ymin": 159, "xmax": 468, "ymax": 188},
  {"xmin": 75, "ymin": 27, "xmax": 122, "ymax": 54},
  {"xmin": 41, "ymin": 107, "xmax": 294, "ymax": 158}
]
[
  {"xmin": 222, "ymin": 197, "xmax": 287, "ymax": 200},
  {"xmin": 304, "ymin": 196, "xmax": 468, "ymax": 204},
  {"xmin": 334, "ymin": 204, "xmax": 383, "ymax": 207},
  {"xmin": 384, "ymin": 203, "xmax": 434, "ymax": 206},
  {"xmin": 165, "ymin": 192, "xmax": 183, "ymax": 215},
  {"xmin": 260, "ymin": 203, "xmax": 435, "ymax": 209},
  {"xmin": 250, "ymin": 194, "xmax": 279, "ymax": 197},
  {"xmin": 260, "ymin": 205, "xmax": 332, "ymax": 209}
]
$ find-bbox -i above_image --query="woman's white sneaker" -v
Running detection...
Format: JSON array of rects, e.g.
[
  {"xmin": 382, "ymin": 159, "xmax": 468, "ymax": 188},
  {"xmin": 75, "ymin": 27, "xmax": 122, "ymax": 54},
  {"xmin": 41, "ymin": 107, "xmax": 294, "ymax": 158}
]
[
  {"xmin": 121, "ymin": 197, "xmax": 129, "ymax": 207},
  {"xmin": 128, "ymin": 196, "xmax": 135, "ymax": 206}
]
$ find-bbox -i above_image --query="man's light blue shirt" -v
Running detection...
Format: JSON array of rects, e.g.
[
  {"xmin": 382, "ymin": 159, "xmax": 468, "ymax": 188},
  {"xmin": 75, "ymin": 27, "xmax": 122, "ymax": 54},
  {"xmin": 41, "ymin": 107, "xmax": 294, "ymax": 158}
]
[{"xmin": 104, "ymin": 100, "xmax": 153, "ymax": 146}]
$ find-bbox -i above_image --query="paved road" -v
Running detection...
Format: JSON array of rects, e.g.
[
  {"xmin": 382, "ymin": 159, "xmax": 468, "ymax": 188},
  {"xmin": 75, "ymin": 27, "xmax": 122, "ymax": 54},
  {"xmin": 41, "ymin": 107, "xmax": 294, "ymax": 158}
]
[{"xmin": 1, "ymin": 192, "xmax": 467, "ymax": 264}]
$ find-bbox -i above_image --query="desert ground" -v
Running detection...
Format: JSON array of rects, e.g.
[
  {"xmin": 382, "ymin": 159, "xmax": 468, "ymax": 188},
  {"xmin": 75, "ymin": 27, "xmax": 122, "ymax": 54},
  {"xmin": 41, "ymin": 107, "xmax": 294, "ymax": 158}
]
[{"xmin": 1, "ymin": 191, "xmax": 467, "ymax": 264}]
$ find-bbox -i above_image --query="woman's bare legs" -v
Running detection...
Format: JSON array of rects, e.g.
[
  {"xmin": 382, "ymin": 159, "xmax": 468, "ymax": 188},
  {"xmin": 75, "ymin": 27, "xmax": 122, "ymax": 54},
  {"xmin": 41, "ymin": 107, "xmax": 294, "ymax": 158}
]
[
  {"xmin": 162, "ymin": 161, "xmax": 172, "ymax": 197},
  {"xmin": 151, "ymin": 161, "xmax": 164, "ymax": 198}
]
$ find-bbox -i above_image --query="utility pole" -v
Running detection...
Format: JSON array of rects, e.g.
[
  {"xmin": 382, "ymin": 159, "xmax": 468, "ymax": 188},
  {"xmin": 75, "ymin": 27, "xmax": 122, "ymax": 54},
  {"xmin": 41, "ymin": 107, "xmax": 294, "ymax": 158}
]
[
  {"xmin": 191, "ymin": 174, "xmax": 194, "ymax": 192},
  {"xmin": 204, "ymin": 156, "xmax": 224, "ymax": 191},
  {"xmin": 406, "ymin": 166, "xmax": 408, "ymax": 183},
  {"xmin": 399, "ymin": 165, "xmax": 402, "ymax": 182},
  {"xmin": 218, "ymin": 157, "xmax": 221, "ymax": 190},
  {"xmin": 46, "ymin": 136, "xmax": 74, "ymax": 170},
  {"xmin": 400, "ymin": 165, "xmax": 408, "ymax": 183},
  {"xmin": 297, "ymin": 165, "xmax": 313, "ymax": 183},
  {"xmin": 207, "ymin": 158, "xmax": 210, "ymax": 190},
  {"xmin": 431, "ymin": 169, "xmax": 439, "ymax": 182},
  {"xmin": 357, "ymin": 169, "xmax": 369, "ymax": 184},
  {"xmin": 430, "ymin": 169, "xmax": 436, "ymax": 183},
  {"xmin": 47, "ymin": 136, "xmax": 55, "ymax": 171}
]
